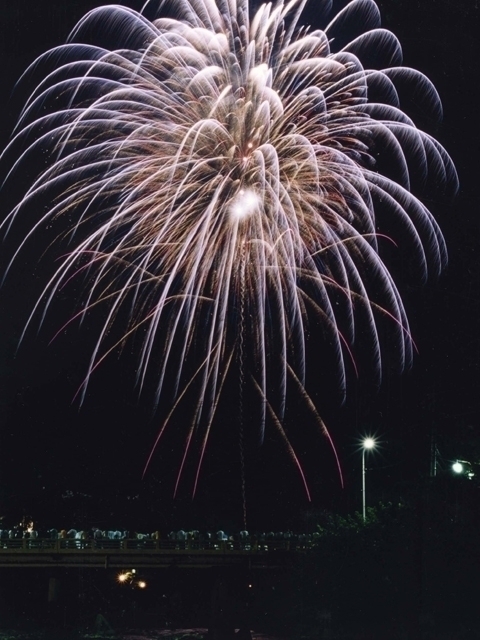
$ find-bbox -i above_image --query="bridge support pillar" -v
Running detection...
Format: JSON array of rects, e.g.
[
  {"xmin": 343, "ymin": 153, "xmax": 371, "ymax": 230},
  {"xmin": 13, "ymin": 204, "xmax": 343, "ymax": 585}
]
[
  {"xmin": 207, "ymin": 575, "xmax": 235, "ymax": 639},
  {"xmin": 47, "ymin": 576, "xmax": 61, "ymax": 603}
]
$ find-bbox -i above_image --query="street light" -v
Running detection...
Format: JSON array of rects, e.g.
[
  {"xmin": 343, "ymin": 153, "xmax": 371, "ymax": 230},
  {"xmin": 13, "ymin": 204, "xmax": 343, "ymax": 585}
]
[
  {"xmin": 362, "ymin": 437, "xmax": 376, "ymax": 521},
  {"xmin": 452, "ymin": 462, "xmax": 463, "ymax": 474}
]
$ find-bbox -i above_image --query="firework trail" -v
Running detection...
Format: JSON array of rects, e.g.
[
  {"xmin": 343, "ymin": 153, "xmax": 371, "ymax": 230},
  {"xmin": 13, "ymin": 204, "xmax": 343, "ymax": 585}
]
[{"xmin": 1, "ymin": 0, "xmax": 457, "ymax": 499}]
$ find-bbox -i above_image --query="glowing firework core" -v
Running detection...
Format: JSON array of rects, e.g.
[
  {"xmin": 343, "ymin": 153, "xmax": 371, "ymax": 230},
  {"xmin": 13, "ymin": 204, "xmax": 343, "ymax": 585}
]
[{"xmin": 230, "ymin": 189, "xmax": 259, "ymax": 221}]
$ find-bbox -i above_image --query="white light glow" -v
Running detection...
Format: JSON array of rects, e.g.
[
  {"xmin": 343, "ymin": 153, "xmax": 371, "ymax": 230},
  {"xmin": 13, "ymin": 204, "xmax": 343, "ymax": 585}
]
[
  {"xmin": 363, "ymin": 437, "xmax": 375, "ymax": 450},
  {"xmin": 230, "ymin": 189, "xmax": 259, "ymax": 221}
]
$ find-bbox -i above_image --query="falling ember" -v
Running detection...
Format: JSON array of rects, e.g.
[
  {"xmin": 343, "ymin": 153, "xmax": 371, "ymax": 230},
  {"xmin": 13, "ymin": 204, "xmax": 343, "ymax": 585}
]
[{"xmin": 1, "ymin": 0, "xmax": 457, "ymax": 500}]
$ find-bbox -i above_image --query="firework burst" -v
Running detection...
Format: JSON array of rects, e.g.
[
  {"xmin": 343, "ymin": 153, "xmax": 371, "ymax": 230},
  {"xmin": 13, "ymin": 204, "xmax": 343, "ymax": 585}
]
[{"xmin": 1, "ymin": 0, "xmax": 457, "ymax": 499}]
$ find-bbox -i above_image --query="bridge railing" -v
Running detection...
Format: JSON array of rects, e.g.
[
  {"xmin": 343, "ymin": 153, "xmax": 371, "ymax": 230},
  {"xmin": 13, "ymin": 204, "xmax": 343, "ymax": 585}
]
[{"xmin": 0, "ymin": 538, "xmax": 312, "ymax": 552}]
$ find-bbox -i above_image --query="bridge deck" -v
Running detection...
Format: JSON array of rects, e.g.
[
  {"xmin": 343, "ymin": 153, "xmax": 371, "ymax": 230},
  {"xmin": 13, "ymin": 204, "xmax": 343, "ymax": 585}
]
[{"xmin": 0, "ymin": 539, "xmax": 304, "ymax": 568}]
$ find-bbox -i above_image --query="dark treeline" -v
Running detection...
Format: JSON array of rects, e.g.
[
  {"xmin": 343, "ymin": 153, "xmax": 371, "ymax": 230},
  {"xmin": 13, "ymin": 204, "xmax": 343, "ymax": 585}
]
[{"xmin": 267, "ymin": 475, "xmax": 480, "ymax": 639}]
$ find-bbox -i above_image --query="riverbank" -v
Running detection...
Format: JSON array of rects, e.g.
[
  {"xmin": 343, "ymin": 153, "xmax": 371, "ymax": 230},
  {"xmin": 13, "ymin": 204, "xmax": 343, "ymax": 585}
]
[{"xmin": 0, "ymin": 630, "xmax": 284, "ymax": 640}]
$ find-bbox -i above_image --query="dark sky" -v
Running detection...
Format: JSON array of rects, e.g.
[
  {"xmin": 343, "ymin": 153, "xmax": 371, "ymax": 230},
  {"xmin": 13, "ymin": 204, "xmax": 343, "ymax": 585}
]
[{"xmin": 0, "ymin": 0, "xmax": 478, "ymax": 532}]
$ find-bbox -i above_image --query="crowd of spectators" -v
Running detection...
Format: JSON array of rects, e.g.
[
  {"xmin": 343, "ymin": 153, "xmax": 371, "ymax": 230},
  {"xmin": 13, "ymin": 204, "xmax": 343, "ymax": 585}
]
[{"xmin": 0, "ymin": 523, "xmax": 319, "ymax": 551}]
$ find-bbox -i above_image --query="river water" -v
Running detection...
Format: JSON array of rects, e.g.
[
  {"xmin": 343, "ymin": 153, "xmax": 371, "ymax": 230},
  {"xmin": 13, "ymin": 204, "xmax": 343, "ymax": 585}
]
[
  {"xmin": 0, "ymin": 632, "xmax": 281, "ymax": 640},
  {"xmin": 121, "ymin": 631, "xmax": 280, "ymax": 639}
]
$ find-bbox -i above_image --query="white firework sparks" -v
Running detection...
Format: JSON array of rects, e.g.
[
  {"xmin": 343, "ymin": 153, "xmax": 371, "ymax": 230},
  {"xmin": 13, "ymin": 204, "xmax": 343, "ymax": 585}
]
[{"xmin": 1, "ymin": 0, "xmax": 457, "ymax": 498}]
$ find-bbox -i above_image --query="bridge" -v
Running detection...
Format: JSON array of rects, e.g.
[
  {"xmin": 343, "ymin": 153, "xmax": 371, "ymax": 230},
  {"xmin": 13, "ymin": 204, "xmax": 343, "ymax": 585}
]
[{"xmin": 0, "ymin": 538, "xmax": 305, "ymax": 569}]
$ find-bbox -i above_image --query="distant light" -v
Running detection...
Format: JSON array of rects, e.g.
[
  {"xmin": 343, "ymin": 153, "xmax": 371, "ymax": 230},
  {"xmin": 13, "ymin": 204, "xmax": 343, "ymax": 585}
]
[
  {"xmin": 137, "ymin": 580, "xmax": 147, "ymax": 589},
  {"xmin": 363, "ymin": 437, "xmax": 375, "ymax": 450},
  {"xmin": 452, "ymin": 462, "xmax": 463, "ymax": 474},
  {"xmin": 468, "ymin": 472, "xmax": 475, "ymax": 479},
  {"xmin": 117, "ymin": 572, "xmax": 129, "ymax": 583}
]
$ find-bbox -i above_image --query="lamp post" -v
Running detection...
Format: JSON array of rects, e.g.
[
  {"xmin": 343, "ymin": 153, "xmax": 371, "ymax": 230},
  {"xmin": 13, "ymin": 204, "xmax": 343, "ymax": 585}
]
[
  {"xmin": 452, "ymin": 459, "xmax": 476, "ymax": 479},
  {"xmin": 362, "ymin": 437, "xmax": 376, "ymax": 521}
]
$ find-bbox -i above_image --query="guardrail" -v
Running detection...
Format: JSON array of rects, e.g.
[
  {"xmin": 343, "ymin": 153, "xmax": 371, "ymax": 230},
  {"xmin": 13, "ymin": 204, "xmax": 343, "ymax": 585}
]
[{"xmin": 0, "ymin": 537, "xmax": 308, "ymax": 568}]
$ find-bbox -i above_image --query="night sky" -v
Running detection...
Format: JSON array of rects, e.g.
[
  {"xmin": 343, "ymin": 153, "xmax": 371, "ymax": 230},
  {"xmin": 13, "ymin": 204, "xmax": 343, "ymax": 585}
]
[{"xmin": 0, "ymin": 0, "xmax": 478, "ymax": 534}]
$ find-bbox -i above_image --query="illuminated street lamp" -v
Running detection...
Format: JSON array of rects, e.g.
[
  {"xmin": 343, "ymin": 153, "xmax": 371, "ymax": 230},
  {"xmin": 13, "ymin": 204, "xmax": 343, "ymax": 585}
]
[
  {"xmin": 362, "ymin": 437, "xmax": 376, "ymax": 521},
  {"xmin": 451, "ymin": 459, "xmax": 476, "ymax": 479}
]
